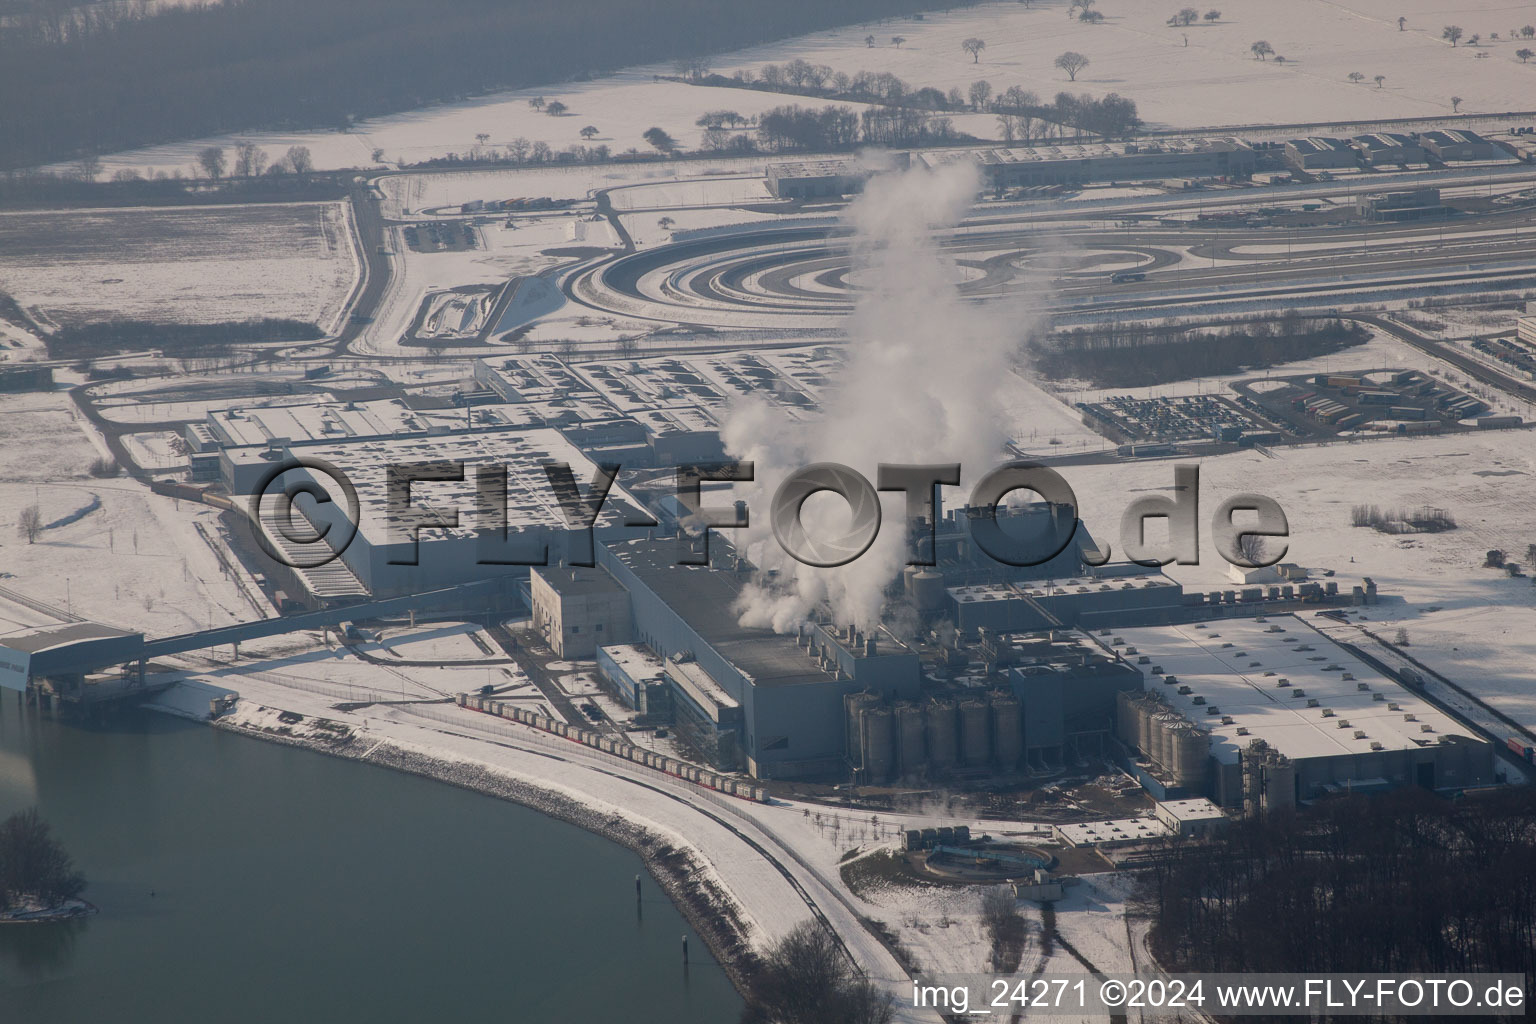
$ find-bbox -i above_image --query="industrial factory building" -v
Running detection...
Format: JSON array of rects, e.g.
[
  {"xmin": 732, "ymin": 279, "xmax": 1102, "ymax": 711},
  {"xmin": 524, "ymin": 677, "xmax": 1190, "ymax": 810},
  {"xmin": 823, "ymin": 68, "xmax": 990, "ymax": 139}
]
[
  {"xmin": 961, "ymin": 137, "xmax": 1256, "ymax": 189},
  {"xmin": 226, "ymin": 427, "xmax": 651, "ymax": 599},
  {"xmin": 947, "ymin": 570, "xmax": 1185, "ymax": 633},
  {"xmin": 530, "ymin": 566, "xmax": 634, "ymax": 658},
  {"xmin": 598, "ymin": 538, "xmax": 922, "ymax": 779},
  {"xmin": 844, "ymin": 631, "xmax": 1140, "ymax": 782},
  {"xmin": 1107, "ymin": 616, "xmax": 1494, "ymax": 809}
]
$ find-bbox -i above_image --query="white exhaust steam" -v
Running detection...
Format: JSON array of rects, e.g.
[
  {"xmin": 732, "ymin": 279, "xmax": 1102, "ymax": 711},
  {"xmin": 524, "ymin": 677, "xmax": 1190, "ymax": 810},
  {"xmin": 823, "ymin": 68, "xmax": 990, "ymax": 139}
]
[{"xmin": 723, "ymin": 159, "xmax": 1042, "ymax": 632}]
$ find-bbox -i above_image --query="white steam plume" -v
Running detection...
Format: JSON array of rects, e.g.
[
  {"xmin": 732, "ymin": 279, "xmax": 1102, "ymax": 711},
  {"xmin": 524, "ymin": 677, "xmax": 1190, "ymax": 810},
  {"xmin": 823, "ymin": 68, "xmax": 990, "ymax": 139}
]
[{"xmin": 723, "ymin": 159, "xmax": 1042, "ymax": 633}]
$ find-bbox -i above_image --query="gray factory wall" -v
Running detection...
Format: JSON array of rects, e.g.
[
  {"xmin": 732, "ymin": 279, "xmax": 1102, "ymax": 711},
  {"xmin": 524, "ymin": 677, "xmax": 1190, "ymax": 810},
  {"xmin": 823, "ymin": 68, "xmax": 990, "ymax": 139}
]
[{"xmin": 1292, "ymin": 736, "xmax": 1493, "ymax": 798}]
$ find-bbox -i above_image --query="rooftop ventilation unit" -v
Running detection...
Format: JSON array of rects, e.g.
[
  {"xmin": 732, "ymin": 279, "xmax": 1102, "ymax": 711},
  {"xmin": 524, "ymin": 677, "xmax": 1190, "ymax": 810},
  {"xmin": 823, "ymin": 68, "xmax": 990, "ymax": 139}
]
[
  {"xmin": 1354, "ymin": 730, "xmax": 1368, "ymax": 740},
  {"xmin": 1236, "ymin": 727, "xmax": 1251, "ymax": 736},
  {"xmin": 1420, "ymin": 723, "xmax": 1435, "ymax": 733},
  {"xmin": 1370, "ymin": 741, "xmax": 1384, "ymax": 751}
]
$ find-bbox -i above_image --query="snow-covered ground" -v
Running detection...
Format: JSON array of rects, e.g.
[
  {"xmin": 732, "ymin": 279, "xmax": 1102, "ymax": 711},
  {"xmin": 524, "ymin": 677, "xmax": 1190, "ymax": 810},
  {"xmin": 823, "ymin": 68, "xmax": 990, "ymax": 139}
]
[
  {"xmin": 0, "ymin": 202, "xmax": 361, "ymax": 333},
  {"xmin": 71, "ymin": 0, "xmax": 1536, "ymax": 179},
  {"xmin": 0, "ymin": 391, "xmax": 262, "ymax": 637}
]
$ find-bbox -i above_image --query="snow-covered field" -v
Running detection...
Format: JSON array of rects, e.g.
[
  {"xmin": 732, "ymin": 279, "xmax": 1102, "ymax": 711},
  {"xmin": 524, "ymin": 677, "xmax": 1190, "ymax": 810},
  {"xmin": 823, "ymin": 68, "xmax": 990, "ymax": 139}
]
[
  {"xmin": 0, "ymin": 391, "xmax": 261, "ymax": 637},
  {"xmin": 72, "ymin": 0, "xmax": 1536, "ymax": 179},
  {"xmin": 0, "ymin": 202, "xmax": 360, "ymax": 332}
]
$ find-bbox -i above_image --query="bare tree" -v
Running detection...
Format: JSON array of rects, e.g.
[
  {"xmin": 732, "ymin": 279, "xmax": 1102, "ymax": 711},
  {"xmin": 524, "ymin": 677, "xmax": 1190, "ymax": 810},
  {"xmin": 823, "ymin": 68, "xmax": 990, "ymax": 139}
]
[
  {"xmin": 1518, "ymin": 48, "xmax": 1535, "ymax": 63},
  {"xmin": 962, "ymin": 37, "xmax": 987, "ymax": 63},
  {"xmin": 529, "ymin": 96, "xmax": 545, "ymax": 110},
  {"xmin": 1451, "ymin": 95, "xmax": 1463, "ymax": 112},
  {"xmin": 890, "ymin": 35, "xmax": 905, "ymax": 48},
  {"xmin": 1204, "ymin": 9, "xmax": 1221, "ymax": 22},
  {"xmin": 196, "ymin": 145, "xmax": 226, "ymax": 179},
  {"xmin": 864, "ymin": 34, "xmax": 875, "ymax": 47},
  {"xmin": 286, "ymin": 145, "xmax": 313, "ymax": 173},
  {"xmin": 1442, "ymin": 25, "xmax": 1463, "ymax": 46},
  {"xmin": 968, "ymin": 79, "xmax": 993, "ymax": 110},
  {"xmin": 1347, "ymin": 71, "xmax": 1365, "ymax": 84},
  {"xmin": 233, "ymin": 141, "xmax": 267, "ymax": 177},
  {"xmin": 1170, "ymin": 7, "xmax": 1199, "ymax": 27},
  {"xmin": 1524, "ymin": 26, "xmax": 1536, "ymax": 38},
  {"xmin": 1237, "ymin": 532, "xmax": 1267, "ymax": 567},
  {"xmin": 1375, "ymin": 74, "xmax": 1386, "ymax": 87},
  {"xmin": 1251, "ymin": 39, "xmax": 1274, "ymax": 60},
  {"xmin": 1054, "ymin": 51, "xmax": 1090, "ymax": 80},
  {"xmin": 741, "ymin": 921, "xmax": 894, "ymax": 1024},
  {"xmin": 1398, "ymin": 16, "xmax": 1406, "ymax": 31},
  {"xmin": 17, "ymin": 504, "xmax": 42, "ymax": 544},
  {"xmin": 507, "ymin": 137, "xmax": 530, "ymax": 162},
  {"xmin": 74, "ymin": 154, "xmax": 102, "ymax": 182},
  {"xmin": 580, "ymin": 125, "xmax": 599, "ymax": 140},
  {"xmin": 545, "ymin": 100, "xmax": 568, "ymax": 116}
]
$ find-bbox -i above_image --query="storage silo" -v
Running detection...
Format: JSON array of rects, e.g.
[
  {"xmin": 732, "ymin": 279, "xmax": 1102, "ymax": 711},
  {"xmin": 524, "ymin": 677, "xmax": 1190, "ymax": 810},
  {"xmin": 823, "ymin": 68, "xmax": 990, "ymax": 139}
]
[
  {"xmin": 925, "ymin": 698, "xmax": 958, "ymax": 771},
  {"xmin": 1170, "ymin": 723, "xmax": 1208, "ymax": 788},
  {"xmin": 896, "ymin": 701, "xmax": 926, "ymax": 775},
  {"xmin": 845, "ymin": 691, "xmax": 882, "ymax": 760},
  {"xmin": 959, "ymin": 698, "xmax": 991, "ymax": 765},
  {"xmin": 912, "ymin": 569, "xmax": 946, "ymax": 613},
  {"xmin": 990, "ymin": 691, "xmax": 1023, "ymax": 769},
  {"xmin": 861, "ymin": 706, "xmax": 894, "ymax": 782},
  {"xmin": 1153, "ymin": 712, "xmax": 1181, "ymax": 770},
  {"xmin": 1116, "ymin": 689, "xmax": 1141, "ymax": 747},
  {"xmin": 1137, "ymin": 698, "xmax": 1158, "ymax": 758}
]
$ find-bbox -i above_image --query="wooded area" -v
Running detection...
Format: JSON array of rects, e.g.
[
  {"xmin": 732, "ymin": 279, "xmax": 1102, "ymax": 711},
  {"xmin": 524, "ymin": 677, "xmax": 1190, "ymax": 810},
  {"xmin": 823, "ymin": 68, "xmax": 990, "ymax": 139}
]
[
  {"xmin": 0, "ymin": 0, "xmax": 943, "ymax": 169},
  {"xmin": 1135, "ymin": 788, "xmax": 1536, "ymax": 986},
  {"xmin": 1033, "ymin": 317, "xmax": 1369, "ymax": 387}
]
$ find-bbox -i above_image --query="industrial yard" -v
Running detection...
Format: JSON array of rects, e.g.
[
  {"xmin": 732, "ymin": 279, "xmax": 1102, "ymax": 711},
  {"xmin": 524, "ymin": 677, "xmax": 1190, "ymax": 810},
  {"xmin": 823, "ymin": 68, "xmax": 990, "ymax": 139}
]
[{"xmin": 5, "ymin": 0, "xmax": 1536, "ymax": 1019}]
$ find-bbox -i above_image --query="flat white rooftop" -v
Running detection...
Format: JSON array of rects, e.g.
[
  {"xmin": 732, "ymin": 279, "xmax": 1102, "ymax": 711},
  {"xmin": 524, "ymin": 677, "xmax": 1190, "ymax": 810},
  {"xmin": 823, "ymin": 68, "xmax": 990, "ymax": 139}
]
[
  {"xmin": 1107, "ymin": 615, "xmax": 1477, "ymax": 765},
  {"xmin": 1055, "ymin": 817, "xmax": 1171, "ymax": 847},
  {"xmin": 1155, "ymin": 797, "xmax": 1226, "ymax": 823},
  {"xmin": 599, "ymin": 643, "xmax": 666, "ymax": 683}
]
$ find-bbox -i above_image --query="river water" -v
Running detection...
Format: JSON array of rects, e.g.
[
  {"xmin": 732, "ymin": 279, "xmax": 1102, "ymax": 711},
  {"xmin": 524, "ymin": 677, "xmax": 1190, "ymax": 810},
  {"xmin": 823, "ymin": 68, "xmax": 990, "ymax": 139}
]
[{"xmin": 0, "ymin": 705, "xmax": 741, "ymax": 1023}]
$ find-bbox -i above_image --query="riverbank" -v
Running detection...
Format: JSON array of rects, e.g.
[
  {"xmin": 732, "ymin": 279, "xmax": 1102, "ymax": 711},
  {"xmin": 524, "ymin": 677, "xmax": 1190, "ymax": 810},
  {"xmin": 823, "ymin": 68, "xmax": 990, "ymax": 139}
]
[
  {"xmin": 210, "ymin": 710, "xmax": 762, "ymax": 995},
  {"xmin": 0, "ymin": 899, "xmax": 96, "ymax": 924}
]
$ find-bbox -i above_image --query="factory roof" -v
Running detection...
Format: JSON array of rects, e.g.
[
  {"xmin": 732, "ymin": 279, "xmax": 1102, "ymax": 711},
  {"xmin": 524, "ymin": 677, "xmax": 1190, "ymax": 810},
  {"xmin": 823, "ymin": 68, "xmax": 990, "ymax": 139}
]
[
  {"xmin": 208, "ymin": 397, "xmax": 539, "ymax": 448},
  {"xmin": 1420, "ymin": 128, "xmax": 1487, "ymax": 146},
  {"xmin": 0, "ymin": 622, "xmax": 141, "ymax": 654},
  {"xmin": 232, "ymin": 426, "xmax": 648, "ymax": 543},
  {"xmin": 598, "ymin": 643, "xmax": 667, "ymax": 682},
  {"xmin": 533, "ymin": 566, "xmax": 627, "ymax": 598},
  {"xmin": 1286, "ymin": 136, "xmax": 1354, "ymax": 154},
  {"xmin": 1055, "ymin": 817, "xmax": 1171, "ymax": 847},
  {"xmin": 605, "ymin": 539, "xmax": 840, "ymax": 688},
  {"xmin": 1104, "ymin": 615, "xmax": 1477, "ymax": 765},
  {"xmin": 767, "ymin": 159, "xmax": 862, "ymax": 179},
  {"xmin": 949, "ymin": 574, "xmax": 1178, "ymax": 603},
  {"xmin": 1352, "ymin": 132, "xmax": 1416, "ymax": 149},
  {"xmin": 1154, "ymin": 797, "xmax": 1226, "ymax": 823}
]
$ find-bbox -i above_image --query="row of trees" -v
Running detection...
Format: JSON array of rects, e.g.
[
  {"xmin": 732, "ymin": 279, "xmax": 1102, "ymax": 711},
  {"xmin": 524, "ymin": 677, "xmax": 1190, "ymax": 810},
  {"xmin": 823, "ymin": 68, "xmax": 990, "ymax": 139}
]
[
  {"xmin": 1038, "ymin": 317, "xmax": 1369, "ymax": 388},
  {"xmin": 1442, "ymin": 25, "xmax": 1536, "ymax": 47}
]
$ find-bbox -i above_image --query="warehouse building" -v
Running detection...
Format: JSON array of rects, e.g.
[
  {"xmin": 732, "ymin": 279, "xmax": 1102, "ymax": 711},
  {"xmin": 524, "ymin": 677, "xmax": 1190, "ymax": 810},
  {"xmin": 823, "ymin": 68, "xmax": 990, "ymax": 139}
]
[
  {"xmin": 965, "ymin": 137, "xmax": 1256, "ymax": 189},
  {"xmin": 1350, "ymin": 132, "xmax": 1423, "ymax": 166},
  {"xmin": 1283, "ymin": 136, "xmax": 1357, "ymax": 170},
  {"xmin": 1419, "ymin": 129, "xmax": 1497, "ymax": 161},
  {"xmin": 1107, "ymin": 616, "xmax": 1494, "ymax": 809},
  {"xmin": 766, "ymin": 159, "xmax": 869, "ymax": 199}
]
